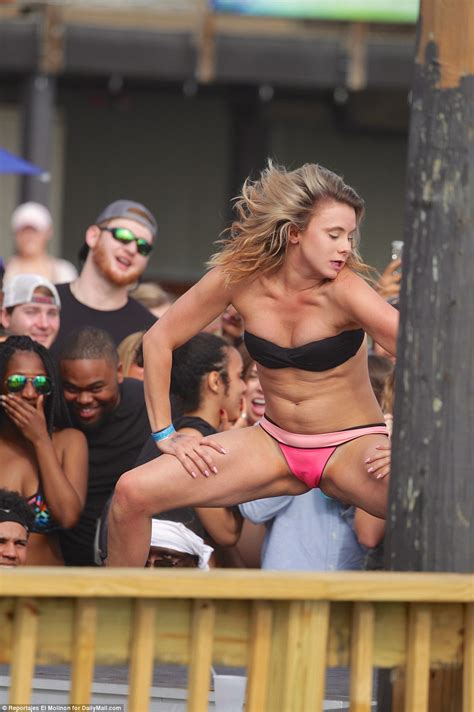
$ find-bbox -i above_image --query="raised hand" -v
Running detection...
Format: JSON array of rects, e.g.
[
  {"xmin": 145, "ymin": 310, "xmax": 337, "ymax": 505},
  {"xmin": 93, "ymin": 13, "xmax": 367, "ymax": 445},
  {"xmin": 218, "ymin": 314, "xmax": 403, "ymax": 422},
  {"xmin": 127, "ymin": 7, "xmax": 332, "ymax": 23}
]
[
  {"xmin": 0, "ymin": 393, "xmax": 48, "ymax": 444},
  {"xmin": 377, "ymin": 258, "xmax": 401, "ymax": 301},
  {"xmin": 156, "ymin": 431, "xmax": 227, "ymax": 479},
  {"xmin": 219, "ymin": 396, "xmax": 248, "ymax": 431}
]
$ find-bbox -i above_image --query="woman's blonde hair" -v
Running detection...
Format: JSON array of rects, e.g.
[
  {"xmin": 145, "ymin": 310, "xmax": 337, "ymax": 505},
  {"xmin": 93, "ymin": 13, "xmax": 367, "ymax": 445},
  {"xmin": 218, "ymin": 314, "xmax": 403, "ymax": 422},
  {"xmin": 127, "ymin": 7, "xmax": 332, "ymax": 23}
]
[
  {"xmin": 130, "ymin": 281, "xmax": 173, "ymax": 310},
  {"xmin": 117, "ymin": 331, "xmax": 145, "ymax": 377},
  {"xmin": 208, "ymin": 161, "xmax": 372, "ymax": 284}
]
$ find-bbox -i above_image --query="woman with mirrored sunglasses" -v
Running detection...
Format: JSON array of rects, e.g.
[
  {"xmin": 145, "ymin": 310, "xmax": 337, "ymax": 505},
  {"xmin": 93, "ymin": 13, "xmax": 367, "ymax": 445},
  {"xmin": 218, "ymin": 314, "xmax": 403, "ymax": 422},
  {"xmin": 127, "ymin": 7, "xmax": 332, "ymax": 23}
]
[{"xmin": 0, "ymin": 335, "xmax": 88, "ymax": 565}]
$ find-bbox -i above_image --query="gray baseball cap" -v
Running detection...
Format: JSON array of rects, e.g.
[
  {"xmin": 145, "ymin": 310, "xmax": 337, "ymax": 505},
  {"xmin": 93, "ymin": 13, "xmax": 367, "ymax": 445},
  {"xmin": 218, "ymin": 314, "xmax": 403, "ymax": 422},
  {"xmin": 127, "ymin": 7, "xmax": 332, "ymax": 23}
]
[
  {"xmin": 79, "ymin": 199, "xmax": 157, "ymax": 262},
  {"xmin": 3, "ymin": 274, "xmax": 61, "ymax": 309},
  {"xmin": 95, "ymin": 200, "xmax": 157, "ymax": 236}
]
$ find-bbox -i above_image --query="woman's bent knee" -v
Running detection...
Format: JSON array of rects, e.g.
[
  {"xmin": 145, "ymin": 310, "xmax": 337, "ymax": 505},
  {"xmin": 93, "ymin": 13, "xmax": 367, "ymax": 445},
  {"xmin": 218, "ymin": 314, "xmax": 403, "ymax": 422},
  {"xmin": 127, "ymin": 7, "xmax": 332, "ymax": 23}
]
[{"xmin": 112, "ymin": 469, "xmax": 150, "ymax": 517}]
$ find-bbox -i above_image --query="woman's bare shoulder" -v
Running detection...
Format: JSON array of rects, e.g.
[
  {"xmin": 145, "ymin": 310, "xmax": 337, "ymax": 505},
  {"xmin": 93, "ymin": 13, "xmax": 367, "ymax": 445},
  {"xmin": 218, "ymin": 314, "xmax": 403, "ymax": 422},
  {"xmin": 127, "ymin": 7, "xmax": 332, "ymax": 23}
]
[
  {"xmin": 52, "ymin": 428, "xmax": 88, "ymax": 448},
  {"xmin": 332, "ymin": 268, "xmax": 375, "ymax": 302}
]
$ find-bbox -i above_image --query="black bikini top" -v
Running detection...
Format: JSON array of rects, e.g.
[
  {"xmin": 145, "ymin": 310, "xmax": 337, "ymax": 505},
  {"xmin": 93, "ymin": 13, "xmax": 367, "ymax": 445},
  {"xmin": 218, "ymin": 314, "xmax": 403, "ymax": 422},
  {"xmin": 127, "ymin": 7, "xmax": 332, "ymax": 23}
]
[{"xmin": 244, "ymin": 328, "xmax": 364, "ymax": 371}]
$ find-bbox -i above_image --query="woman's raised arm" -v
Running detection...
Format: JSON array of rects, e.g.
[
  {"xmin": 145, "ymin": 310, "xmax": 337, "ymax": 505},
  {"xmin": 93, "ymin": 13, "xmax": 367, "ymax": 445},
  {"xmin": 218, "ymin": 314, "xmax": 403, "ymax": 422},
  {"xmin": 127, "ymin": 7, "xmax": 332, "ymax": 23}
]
[{"xmin": 142, "ymin": 268, "xmax": 234, "ymax": 476}]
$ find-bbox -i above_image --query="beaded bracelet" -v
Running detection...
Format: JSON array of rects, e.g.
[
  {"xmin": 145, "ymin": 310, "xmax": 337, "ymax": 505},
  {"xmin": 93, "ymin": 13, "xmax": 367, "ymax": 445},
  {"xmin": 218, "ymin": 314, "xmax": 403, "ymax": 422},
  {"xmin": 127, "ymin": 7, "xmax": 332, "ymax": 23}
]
[{"xmin": 151, "ymin": 424, "xmax": 176, "ymax": 442}]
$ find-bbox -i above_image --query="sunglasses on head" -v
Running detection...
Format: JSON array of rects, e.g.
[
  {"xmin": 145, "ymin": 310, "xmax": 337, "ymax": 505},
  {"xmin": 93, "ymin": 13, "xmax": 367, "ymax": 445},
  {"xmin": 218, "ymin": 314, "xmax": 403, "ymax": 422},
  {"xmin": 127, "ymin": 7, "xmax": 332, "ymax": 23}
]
[
  {"xmin": 5, "ymin": 375, "xmax": 52, "ymax": 395},
  {"xmin": 99, "ymin": 226, "xmax": 153, "ymax": 257}
]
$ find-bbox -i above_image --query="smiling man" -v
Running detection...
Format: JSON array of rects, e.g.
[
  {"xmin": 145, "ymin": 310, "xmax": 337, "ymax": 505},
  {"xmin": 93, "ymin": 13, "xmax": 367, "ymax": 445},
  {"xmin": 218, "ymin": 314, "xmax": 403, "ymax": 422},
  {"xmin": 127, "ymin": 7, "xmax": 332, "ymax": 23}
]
[
  {"xmin": 0, "ymin": 489, "xmax": 35, "ymax": 567},
  {"xmin": 1, "ymin": 274, "xmax": 61, "ymax": 349},
  {"xmin": 58, "ymin": 326, "xmax": 150, "ymax": 565},
  {"xmin": 53, "ymin": 200, "xmax": 157, "ymax": 353}
]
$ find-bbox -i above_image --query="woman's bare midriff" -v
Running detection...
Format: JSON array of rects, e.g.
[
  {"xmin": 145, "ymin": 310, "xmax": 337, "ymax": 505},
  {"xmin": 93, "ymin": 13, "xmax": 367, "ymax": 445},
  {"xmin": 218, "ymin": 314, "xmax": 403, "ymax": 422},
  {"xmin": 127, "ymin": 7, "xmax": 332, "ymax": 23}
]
[{"xmin": 257, "ymin": 340, "xmax": 383, "ymax": 434}]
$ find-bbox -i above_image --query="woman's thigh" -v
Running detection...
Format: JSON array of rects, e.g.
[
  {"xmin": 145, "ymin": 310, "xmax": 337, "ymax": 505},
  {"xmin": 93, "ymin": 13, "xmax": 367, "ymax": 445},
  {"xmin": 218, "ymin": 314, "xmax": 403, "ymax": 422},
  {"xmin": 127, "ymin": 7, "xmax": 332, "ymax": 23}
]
[
  {"xmin": 120, "ymin": 425, "xmax": 309, "ymax": 516},
  {"xmin": 320, "ymin": 434, "xmax": 389, "ymax": 518}
]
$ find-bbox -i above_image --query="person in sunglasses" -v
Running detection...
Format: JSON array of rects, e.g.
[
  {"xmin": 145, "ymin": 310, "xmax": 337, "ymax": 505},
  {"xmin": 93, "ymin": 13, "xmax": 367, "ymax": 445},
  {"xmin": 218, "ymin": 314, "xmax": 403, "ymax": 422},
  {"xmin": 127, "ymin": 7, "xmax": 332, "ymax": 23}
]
[
  {"xmin": 52, "ymin": 200, "xmax": 157, "ymax": 354},
  {"xmin": 0, "ymin": 336, "xmax": 88, "ymax": 565}
]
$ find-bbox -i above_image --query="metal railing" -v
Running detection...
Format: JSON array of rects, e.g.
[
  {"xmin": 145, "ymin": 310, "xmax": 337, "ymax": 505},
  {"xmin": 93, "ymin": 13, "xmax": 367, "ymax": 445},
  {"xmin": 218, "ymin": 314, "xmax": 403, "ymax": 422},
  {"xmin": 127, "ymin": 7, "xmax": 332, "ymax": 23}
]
[{"xmin": 1, "ymin": 569, "xmax": 473, "ymax": 711}]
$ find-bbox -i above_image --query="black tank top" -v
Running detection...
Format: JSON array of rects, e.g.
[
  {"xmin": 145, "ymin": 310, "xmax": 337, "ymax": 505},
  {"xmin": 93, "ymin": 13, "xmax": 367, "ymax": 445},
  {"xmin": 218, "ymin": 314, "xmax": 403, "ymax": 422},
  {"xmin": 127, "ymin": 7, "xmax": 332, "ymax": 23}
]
[{"xmin": 244, "ymin": 328, "xmax": 364, "ymax": 371}]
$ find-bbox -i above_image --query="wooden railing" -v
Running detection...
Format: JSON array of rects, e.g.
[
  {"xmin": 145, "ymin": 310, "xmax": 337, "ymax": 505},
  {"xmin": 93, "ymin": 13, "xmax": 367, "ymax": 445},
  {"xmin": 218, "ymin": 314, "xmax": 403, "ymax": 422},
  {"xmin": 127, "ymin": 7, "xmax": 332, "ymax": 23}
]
[{"xmin": 1, "ymin": 569, "xmax": 473, "ymax": 712}]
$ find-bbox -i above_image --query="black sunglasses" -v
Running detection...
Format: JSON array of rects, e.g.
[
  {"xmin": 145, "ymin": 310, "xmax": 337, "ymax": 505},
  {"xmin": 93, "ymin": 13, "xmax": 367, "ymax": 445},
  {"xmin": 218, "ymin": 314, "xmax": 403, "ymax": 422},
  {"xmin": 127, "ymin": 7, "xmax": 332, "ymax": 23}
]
[
  {"xmin": 100, "ymin": 227, "xmax": 153, "ymax": 257},
  {"xmin": 5, "ymin": 374, "xmax": 52, "ymax": 395}
]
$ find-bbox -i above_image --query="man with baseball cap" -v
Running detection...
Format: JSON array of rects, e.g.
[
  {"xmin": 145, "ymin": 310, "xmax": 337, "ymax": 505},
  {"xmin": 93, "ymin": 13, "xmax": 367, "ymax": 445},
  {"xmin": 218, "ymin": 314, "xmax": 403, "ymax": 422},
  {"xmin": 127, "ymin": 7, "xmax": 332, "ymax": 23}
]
[
  {"xmin": 0, "ymin": 489, "xmax": 35, "ymax": 567},
  {"xmin": 1, "ymin": 273, "xmax": 61, "ymax": 349},
  {"xmin": 53, "ymin": 199, "xmax": 157, "ymax": 351},
  {"xmin": 5, "ymin": 202, "xmax": 77, "ymax": 285}
]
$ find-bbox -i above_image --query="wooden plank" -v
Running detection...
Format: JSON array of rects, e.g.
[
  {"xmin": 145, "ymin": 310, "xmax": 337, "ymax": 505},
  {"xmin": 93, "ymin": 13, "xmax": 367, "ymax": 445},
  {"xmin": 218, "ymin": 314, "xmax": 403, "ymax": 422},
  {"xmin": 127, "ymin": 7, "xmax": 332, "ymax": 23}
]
[
  {"xmin": 128, "ymin": 599, "xmax": 156, "ymax": 712},
  {"xmin": 9, "ymin": 598, "xmax": 39, "ymax": 704},
  {"xmin": 266, "ymin": 600, "xmax": 328, "ymax": 712},
  {"xmin": 349, "ymin": 602, "xmax": 375, "ymax": 712},
  {"xmin": 1, "ymin": 569, "xmax": 473, "ymax": 601},
  {"xmin": 428, "ymin": 668, "xmax": 462, "ymax": 712},
  {"xmin": 278, "ymin": 601, "xmax": 303, "ymax": 711},
  {"xmin": 70, "ymin": 599, "xmax": 97, "ymax": 704},
  {"xmin": 404, "ymin": 603, "xmax": 431, "ymax": 712},
  {"xmin": 187, "ymin": 599, "xmax": 215, "ymax": 712},
  {"xmin": 299, "ymin": 600, "xmax": 330, "ymax": 712},
  {"xmin": 266, "ymin": 602, "xmax": 290, "ymax": 712},
  {"xmin": 463, "ymin": 603, "xmax": 474, "ymax": 712},
  {"xmin": 245, "ymin": 600, "xmax": 272, "ymax": 712}
]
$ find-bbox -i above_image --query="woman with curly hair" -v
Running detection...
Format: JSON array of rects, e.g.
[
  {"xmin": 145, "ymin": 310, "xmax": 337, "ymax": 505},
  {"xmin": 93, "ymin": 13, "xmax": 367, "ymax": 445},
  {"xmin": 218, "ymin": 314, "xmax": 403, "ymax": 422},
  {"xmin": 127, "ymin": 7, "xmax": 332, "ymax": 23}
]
[
  {"xmin": 107, "ymin": 162, "xmax": 398, "ymax": 567},
  {"xmin": 0, "ymin": 335, "xmax": 87, "ymax": 564}
]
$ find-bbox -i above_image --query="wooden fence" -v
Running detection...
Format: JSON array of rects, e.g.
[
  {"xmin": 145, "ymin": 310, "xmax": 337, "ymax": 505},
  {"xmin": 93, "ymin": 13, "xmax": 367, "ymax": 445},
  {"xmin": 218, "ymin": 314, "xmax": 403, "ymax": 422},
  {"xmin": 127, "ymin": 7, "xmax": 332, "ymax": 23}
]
[{"xmin": 1, "ymin": 569, "xmax": 473, "ymax": 712}]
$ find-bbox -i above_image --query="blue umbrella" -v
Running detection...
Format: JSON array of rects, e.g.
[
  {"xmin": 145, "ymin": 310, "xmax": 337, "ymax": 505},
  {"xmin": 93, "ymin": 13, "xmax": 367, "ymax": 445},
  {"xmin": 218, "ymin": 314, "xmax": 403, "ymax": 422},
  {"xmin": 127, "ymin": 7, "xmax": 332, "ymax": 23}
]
[{"xmin": 0, "ymin": 147, "xmax": 44, "ymax": 175}]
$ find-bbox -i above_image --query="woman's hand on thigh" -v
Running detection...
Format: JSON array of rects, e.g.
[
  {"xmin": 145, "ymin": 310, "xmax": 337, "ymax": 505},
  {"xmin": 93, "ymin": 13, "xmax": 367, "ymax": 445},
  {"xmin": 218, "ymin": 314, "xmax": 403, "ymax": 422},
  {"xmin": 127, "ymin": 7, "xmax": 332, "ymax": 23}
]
[{"xmin": 157, "ymin": 432, "xmax": 227, "ymax": 478}]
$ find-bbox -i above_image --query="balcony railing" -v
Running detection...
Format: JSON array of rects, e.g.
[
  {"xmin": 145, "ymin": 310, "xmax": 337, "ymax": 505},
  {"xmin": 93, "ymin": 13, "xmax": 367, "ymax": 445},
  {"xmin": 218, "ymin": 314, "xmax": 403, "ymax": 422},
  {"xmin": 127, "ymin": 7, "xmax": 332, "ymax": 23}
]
[{"xmin": 1, "ymin": 569, "xmax": 473, "ymax": 711}]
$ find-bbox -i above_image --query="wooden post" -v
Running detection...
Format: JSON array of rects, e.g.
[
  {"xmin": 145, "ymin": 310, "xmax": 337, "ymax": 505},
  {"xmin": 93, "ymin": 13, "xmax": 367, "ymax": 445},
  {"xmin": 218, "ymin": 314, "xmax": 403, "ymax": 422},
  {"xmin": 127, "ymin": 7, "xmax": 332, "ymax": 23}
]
[{"xmin": 384, "ymin": 0, "xmax": 473, "ymax": 709}]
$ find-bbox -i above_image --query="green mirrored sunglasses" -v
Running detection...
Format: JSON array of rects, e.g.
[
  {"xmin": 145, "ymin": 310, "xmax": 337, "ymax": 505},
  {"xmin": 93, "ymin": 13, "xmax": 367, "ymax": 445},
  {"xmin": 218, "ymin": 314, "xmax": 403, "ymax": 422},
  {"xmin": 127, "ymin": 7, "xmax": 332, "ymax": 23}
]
[
  {"xmin": 100, "ymin": 227, "xmax": 153, "ymax": 257},
  {"xmin": 5, "ymin": 374, "xmax": 52, "ymax": 395}
]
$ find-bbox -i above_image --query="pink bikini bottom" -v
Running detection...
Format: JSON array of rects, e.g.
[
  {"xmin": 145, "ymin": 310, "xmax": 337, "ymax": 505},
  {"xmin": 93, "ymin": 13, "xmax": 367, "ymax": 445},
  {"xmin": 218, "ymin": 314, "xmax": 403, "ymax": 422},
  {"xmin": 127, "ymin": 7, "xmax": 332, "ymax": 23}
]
[{"xmin": 259, "ymin": 415, "xmax": 389, "ymax": 489}]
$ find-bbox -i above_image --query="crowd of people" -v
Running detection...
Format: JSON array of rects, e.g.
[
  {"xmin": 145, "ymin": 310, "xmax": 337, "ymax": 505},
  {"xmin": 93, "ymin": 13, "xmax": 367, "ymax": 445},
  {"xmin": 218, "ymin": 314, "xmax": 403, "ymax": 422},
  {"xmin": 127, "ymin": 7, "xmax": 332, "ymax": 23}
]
[{"xmin": 0, "ymin": 163, "xmax": 401, "ymax": 570}]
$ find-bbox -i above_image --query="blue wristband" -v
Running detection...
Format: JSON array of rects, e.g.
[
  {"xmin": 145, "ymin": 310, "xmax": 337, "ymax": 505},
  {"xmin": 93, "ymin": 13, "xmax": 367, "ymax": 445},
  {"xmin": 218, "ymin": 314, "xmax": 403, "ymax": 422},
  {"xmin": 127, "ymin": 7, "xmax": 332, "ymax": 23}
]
[{"xmin": 151, "ymin": 424, "xmax": 176, "ymax": 443}]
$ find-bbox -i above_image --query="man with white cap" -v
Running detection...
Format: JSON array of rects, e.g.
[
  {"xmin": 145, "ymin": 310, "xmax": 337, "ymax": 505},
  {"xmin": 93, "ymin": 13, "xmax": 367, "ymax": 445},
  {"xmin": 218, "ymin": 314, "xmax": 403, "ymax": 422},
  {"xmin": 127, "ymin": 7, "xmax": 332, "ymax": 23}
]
[
  {"xmin": 5, "ymin": 202, "xmax": 77, "ymax": 285},
  {"xmin": 146, "ymin": 519, "xmax": 214, "ymax": 569},
  {"xmin": 53, "ymin": 199, "xmax": 157, "ymax": 352},
  {"xmin": 1, "ymin": 274, "xmax": 61, "ymax": 349}
]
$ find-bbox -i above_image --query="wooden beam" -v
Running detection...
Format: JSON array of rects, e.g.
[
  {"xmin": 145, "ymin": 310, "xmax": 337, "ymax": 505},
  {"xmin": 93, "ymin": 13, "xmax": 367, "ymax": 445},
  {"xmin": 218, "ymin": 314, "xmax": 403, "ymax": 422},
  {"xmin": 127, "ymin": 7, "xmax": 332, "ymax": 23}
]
[
  {"xmin": 246, "ymin": 600, "xmax": 273, "ymax": 712},
  {"xmin": 349, "ymin": 602, "xmax": 375, "ymax": 712},
  {"xmin": 1, "ymin": 569, "xmax": 472, "ymax": 601},
  {"xmin": 404, "ymin": 604, "xmax": 431, "ymax": 712},
  {"xmin": 187, "ymin": 599, "xmax": 215, "ymax": 712},
  {"xmin": 70, "ymin": 598, "xmax": 97, "ymax": 705},
  {"xmin": 9, "ymin": 599, "xmax": 39, "ymax": 705},
  {"xmin": 128, "ymin": 599, "xmax": 157, "ymax": 712}
]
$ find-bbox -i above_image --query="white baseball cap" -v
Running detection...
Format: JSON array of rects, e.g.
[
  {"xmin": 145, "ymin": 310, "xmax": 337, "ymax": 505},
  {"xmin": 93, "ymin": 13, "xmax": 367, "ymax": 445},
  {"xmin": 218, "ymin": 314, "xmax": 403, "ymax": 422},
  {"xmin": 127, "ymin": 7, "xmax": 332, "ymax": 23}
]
[
  {"xmin": 11, "ymin": 202, "xmax": 52, "ymax": 232},
  {"xmin": 3, "ymin": 274, "xmax": 61, "ymax": 309}
]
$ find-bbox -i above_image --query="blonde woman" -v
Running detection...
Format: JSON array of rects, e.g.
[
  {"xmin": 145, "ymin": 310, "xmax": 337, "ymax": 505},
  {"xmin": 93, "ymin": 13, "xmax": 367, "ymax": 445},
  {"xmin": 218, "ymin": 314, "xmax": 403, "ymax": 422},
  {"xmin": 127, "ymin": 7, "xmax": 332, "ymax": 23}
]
[
  {"xmin": 117, "ymin": 331, "xmax": 146, "ymax": 380},
  {"xmin": 107, "ymin": 162, "xmax": 398, "ymax": 567}
]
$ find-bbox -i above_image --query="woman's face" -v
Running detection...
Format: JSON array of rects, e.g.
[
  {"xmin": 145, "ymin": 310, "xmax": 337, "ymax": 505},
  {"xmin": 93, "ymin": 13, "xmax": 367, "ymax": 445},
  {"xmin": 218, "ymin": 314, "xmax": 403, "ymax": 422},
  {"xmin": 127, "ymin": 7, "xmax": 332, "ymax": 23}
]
[
  {"xmin": 244, "ymin": 361, "xmax": 265, "ymax": 425},
  {"xmin": 2, "ymin": 351, "xmax": 48, "ymax": 407},
  {"xmin": 292, "ymin": 200, "xmax": 357, "ymax": 280}
]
